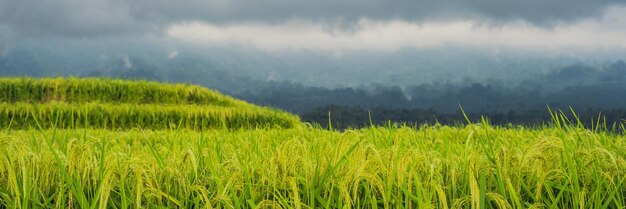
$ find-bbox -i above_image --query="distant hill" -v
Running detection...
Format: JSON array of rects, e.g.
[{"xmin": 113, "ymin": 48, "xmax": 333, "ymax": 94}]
[{"xmin": 0, "ymin": 77, "xmax": 300, "ymax": 130}]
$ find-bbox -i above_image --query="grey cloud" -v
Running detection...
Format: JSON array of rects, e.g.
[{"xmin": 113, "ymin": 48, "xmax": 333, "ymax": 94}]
[
  {"xmin": 0, "ymin": 0, "xmax": 162, "ymax": 37},
  {"xmin": 0, "ymin": 0, "xmax": 623, "ymax": 38}
]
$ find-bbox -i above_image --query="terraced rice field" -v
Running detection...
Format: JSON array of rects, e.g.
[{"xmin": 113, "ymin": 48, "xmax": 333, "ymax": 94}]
[
  {"xmin": 0, "ymin": 77, "xmax": 625, "ymax": 208},
  {"xmin": 0, "ymin": 77, "xmax": 299, "ymax": 130}
]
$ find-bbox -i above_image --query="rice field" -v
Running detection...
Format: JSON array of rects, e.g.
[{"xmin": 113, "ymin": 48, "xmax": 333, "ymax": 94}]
[
  {"xmin": 1, "ymin": 124, "xmax": 625, "ymax": 208},
  {"xmin": 1, "ymin": 77, "xmax": 625, "ymax": 208},
  {"xmin": 0, "ymin": 102, "xmax": 299, "ymax": 130},
  {"xmin": 0, "ymin": 78, "xmax": 300, "ymax": 130},
  {"xmin": 0, "ymin": 77, "xmax": 239, "ymax": 106}
]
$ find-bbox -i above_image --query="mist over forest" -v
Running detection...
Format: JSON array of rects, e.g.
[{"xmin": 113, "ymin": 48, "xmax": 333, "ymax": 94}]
[{"xmin": 1, "ymin": 39, "xmax": 625, "ymax": 127}]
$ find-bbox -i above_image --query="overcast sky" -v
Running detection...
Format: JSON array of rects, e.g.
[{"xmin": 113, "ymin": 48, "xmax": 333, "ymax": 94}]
[{"xmin": 1, "ymin": 0, "xmax": 625, "ymax": 52}]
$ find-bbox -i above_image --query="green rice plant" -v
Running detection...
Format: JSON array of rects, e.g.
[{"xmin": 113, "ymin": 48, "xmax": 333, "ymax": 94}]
[
  {"xmin": 0, "ymin": 121, "xmax": 624, "ymax": 208},
  {"xmin": 1, "ymin": 77, "xmax": 625, "ymax": 208},
  {"xmin": 0, "ymin": 77, "xmax": 246, "ymax": 106},
  {"xmin": 0, "ymin": 77, "xmax": 300, "ymax": 130},
  {"xmin": 0, "ymin": 102, "xmax": 300, "ymax": 130}
]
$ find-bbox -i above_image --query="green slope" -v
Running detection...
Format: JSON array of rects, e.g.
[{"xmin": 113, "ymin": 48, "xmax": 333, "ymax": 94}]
[{"xmin": 0, "ymin": 77, "xmax": 300, "ymax": 129}]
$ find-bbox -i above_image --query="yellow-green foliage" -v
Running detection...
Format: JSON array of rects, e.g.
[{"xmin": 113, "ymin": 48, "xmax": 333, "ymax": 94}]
[
  {"xmin": 0, "ymin": 102, "xmax": 299, "ymax": 130},
  {"xmin": 0, "ymin": 77, "xmax": 300, "ymax": 129},
  {"xmin": 0, "ymin": 125, "xmax": 625, "ymax": 208},
  {"xmin": 0, "ymin": 77, "xmax": 239, "ymax": 106},
  {"xmin": 1, "ymin": 77, "xmax": 624, "ymax": 208}
]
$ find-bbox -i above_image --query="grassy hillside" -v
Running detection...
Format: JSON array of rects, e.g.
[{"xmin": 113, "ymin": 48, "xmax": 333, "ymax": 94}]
[
  {"xmin": 0, "ymin": 77, "xmax": 300, "ymax": 129},
  {"xmin": 0, "ymin": 77, "xmax": 237, "ymax": 105}
]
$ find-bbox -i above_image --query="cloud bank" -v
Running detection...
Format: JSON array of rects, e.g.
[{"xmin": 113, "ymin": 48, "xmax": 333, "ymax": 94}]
[
  {"xmin": 0, "ymin": 0, "xmax": 623, "ymax": 38},
  {"xmin": 168, "ymin": 6, "xmax": 626, "ymax": 52}
]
